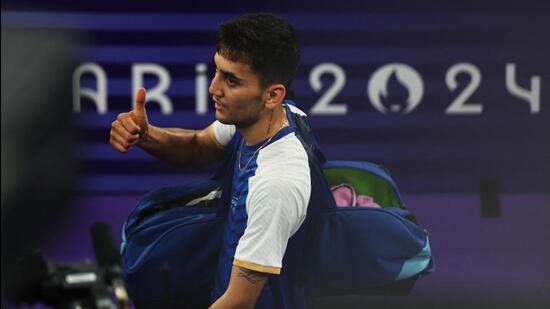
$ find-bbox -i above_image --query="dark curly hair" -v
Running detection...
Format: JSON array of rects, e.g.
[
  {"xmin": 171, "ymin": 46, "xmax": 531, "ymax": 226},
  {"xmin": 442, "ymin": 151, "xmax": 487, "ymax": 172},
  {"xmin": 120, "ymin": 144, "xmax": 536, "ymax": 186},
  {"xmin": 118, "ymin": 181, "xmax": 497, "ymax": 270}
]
[{"xmin": 217, "ymin": 14, "xmax": 300, "ymax": 94}]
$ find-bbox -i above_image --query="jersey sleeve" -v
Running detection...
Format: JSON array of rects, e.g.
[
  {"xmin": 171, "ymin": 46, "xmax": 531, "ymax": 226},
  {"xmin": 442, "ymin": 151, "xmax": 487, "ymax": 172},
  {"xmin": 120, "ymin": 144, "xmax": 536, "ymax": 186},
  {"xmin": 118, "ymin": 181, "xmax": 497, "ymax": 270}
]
[
  {"xmin": 211, "ymin": 120, "xmax": 236, "ymax": 147},
  {"xmin": 233, "ymin": 169, "xmax": 311, "ymax": 274}
]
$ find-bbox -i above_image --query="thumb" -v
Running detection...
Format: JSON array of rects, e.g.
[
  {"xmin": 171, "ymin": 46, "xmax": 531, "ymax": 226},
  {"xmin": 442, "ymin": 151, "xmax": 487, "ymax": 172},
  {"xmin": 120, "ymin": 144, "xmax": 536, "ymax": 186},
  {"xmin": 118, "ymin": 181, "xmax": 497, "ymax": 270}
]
[{"xmin": 133, "ymin": 87, "xmax": 147, "ymax": 116}]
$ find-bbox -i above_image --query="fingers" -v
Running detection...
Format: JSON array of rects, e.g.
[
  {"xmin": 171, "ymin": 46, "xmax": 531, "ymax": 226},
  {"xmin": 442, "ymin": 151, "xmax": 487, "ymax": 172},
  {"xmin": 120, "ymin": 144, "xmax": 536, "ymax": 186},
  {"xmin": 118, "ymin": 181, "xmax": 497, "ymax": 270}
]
[
  {"xmin": 110, "ymin": 112, "xmax": 141, "ymax": 153},
  {"xmin": 118, "ymin": 113, "xmax": 141, "ymax": 135},
  {"xmin": 110, "ymin": 132, "xmax": 130, "ymax": 153}
]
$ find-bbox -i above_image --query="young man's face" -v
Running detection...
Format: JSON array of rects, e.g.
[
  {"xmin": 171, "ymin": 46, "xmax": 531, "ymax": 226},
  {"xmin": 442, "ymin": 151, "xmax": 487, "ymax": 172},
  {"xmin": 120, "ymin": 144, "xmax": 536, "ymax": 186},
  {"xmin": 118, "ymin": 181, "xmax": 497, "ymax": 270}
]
[{"xmin": 209, "ymin": 52, "xmax": 266, "ymax": 128}]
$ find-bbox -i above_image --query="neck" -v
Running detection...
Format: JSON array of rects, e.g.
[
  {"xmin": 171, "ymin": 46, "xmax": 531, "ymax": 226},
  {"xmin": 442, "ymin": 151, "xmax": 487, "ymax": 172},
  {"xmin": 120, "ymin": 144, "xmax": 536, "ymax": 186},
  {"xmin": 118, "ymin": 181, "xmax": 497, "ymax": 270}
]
[{"xmin": 239, "ymin": 105, "xmax": 286, "ymax": 146}]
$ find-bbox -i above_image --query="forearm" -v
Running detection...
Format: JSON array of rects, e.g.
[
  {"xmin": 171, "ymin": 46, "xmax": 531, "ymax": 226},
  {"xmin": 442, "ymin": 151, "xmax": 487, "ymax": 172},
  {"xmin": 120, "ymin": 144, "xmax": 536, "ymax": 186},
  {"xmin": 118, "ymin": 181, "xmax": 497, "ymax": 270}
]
[
  {"xmin": 209, "ymin": 266, "xmax": 267, "ymax": 309},
  {"xmin": 209, "ymin": 293, "xmax": 253, "ymax": 309},
  {"xmin": 137, "ymin": 125, "xmax": 217, "ymax": 168}
]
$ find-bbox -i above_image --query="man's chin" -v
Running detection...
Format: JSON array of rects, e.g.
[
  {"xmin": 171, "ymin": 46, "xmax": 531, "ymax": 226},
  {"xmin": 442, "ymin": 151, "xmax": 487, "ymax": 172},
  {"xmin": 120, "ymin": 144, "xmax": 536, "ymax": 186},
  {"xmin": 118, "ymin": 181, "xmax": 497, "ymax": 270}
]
[
  {"xmin": 215, "ymin": 112, "xmax": 255, "ymax": 129},
  {"xmin": 215, "ymin": 111, "xmax": 232, "ymax": 125}
]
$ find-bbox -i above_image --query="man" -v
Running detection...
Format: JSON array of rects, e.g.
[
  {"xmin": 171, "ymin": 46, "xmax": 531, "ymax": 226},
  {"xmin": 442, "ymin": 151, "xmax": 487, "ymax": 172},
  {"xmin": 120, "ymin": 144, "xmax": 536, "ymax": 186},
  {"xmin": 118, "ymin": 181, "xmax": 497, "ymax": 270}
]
[{"xmin": 110, "ymin": 14, "xmax": 323, "ymax": 308}]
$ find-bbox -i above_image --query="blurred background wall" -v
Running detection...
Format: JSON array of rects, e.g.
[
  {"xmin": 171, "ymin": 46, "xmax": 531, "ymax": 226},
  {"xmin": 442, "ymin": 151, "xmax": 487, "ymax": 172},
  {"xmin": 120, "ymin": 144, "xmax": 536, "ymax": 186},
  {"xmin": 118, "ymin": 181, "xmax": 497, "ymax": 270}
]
[{"xmin": 2, "ymin": 0, "xmax": 548, "ymax": 308}]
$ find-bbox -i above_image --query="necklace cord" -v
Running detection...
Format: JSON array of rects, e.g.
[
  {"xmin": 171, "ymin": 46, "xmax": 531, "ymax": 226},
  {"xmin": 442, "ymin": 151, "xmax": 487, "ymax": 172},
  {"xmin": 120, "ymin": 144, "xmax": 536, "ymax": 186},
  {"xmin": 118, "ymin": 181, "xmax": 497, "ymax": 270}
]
[{"xmin": 238, "ymin": 115, "xmax": 288, "ymax": 172}]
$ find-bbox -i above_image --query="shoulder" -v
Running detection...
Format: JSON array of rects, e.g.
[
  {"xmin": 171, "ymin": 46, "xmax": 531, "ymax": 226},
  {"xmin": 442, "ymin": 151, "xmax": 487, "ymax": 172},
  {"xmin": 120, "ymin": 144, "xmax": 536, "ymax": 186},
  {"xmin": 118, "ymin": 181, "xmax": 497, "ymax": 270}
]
[
  {"xmin": 210, "ymin": 120, "xmax": 236, "ymax": 147},
  {"xmin": 247, "ymin": 133, "xmax": 311, "ymax": 203},
  {"xmin": 256, "ymin": 132, "xmax": 309, "ymax": 178},
  {"xmin": 285, "ymin": 102, "xmax": 307, "ymax": 117}
]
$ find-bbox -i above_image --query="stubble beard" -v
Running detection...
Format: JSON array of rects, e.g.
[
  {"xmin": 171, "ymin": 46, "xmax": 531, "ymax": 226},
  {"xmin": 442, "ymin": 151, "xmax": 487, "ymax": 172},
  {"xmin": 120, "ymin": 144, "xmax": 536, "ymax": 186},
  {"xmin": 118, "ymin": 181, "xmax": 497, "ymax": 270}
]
[{"xmin": 230, "ymin": 96, "xmax": 266, "ymax": 130}]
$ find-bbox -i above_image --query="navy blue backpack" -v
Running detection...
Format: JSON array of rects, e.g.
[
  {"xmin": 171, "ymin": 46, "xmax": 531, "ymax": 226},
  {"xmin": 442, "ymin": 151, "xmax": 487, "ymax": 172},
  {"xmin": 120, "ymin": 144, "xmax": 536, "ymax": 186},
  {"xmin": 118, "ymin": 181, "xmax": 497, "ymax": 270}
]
[{"xmin": 120, "ymin": 103, "xmax": 434, "ymax": 308}]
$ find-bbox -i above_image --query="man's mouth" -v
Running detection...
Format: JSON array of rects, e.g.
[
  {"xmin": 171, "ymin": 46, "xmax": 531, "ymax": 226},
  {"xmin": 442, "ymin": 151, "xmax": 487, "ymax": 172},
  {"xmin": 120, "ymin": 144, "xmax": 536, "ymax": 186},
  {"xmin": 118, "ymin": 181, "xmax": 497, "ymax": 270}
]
[{"xmin": 213, "ymin": 97, "xmax": 224, "ymax": 110}]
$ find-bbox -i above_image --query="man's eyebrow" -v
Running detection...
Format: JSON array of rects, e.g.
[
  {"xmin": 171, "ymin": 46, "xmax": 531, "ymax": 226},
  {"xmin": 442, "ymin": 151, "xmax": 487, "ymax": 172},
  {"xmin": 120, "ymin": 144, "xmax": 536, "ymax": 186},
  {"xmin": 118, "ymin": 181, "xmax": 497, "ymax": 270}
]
[
  {"xmin": 212, "ymin": 59, "xmax": 244, "ymax": 82},
  {"xmin": 219, "ymin": 69, "xmax": 244, "ymax": 82}
]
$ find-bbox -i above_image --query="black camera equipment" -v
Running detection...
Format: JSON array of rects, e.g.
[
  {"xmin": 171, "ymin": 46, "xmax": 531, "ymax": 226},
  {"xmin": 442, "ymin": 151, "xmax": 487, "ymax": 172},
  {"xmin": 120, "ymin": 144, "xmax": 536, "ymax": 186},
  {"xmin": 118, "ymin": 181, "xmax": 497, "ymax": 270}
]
[{"xmin": 4, "ymin": 222, "xmax": 130, "ymax": 309}]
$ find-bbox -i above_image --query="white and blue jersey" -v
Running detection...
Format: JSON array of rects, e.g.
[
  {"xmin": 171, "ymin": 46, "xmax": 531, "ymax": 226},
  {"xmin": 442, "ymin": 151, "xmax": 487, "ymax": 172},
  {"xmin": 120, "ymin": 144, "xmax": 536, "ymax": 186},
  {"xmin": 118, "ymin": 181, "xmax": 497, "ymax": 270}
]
[{"xmin": 210, "ymin": 104, "xmax": 318, "ymax": 308}]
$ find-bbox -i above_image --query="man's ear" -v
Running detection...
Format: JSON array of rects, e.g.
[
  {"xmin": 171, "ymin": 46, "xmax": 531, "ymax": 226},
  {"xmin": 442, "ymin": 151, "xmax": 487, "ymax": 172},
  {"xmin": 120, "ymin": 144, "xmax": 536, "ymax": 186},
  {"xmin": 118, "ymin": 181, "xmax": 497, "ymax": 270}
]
[{"xmin": 264, "ymin": 84, "xmax": 286, "ymax": 110}]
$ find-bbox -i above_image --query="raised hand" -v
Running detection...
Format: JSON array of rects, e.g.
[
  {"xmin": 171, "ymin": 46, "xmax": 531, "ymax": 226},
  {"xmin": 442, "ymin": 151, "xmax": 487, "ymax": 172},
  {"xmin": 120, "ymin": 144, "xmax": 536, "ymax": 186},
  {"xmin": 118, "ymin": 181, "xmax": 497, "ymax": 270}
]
[{"xmin": 109, "ymin": 88, "xmax": 149, "ymax": 153}]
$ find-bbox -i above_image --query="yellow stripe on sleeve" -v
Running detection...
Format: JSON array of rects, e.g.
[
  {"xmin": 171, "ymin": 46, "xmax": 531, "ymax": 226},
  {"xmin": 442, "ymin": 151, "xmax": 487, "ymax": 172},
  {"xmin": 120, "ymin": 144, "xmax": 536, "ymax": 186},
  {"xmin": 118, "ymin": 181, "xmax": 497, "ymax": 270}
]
[{"xmin": 233, "ymin": 259, "xmax": 281, "ymax": 275}]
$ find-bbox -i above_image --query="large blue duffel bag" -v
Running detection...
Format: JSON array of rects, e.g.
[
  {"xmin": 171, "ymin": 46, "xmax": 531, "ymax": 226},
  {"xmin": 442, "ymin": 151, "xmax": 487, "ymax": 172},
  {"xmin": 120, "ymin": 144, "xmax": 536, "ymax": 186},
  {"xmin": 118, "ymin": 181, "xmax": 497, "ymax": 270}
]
[{"xmin": 120, "ymin": 160, "xmax": 434, "ymax": 307}]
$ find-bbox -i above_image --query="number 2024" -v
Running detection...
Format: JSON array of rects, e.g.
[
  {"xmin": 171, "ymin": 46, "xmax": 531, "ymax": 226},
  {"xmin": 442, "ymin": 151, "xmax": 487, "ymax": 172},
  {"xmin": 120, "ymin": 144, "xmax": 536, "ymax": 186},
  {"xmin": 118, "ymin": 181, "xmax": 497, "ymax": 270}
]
[{"xmin": 309, "ymin": 62, "xmax": 541, "ymax": 115}]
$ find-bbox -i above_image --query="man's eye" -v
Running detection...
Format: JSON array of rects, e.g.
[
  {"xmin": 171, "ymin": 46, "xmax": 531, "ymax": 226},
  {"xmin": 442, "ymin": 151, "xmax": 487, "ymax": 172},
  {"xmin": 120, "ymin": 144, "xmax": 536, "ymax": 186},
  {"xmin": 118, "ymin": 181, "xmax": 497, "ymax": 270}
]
[{"xmin": 226, "ymin": 78, "xmax": 237, "ymax": 86}]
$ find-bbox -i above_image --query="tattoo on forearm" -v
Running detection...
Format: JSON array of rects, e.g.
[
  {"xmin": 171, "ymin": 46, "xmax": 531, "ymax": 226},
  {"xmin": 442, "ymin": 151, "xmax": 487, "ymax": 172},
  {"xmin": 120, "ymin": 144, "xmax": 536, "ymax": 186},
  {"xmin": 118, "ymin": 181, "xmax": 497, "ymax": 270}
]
[{"xmin": 237, "ymin": 266, "xmax": 268, "ymax": 284}]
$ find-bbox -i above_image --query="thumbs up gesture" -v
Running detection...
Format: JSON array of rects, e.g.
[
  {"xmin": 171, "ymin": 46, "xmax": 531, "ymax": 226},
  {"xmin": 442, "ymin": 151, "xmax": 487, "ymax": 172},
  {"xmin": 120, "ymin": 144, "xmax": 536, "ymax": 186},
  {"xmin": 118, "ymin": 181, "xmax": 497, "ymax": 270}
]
[{"xmin": 110, "ymin": 88, "xmax": 149, "ymax": 153}]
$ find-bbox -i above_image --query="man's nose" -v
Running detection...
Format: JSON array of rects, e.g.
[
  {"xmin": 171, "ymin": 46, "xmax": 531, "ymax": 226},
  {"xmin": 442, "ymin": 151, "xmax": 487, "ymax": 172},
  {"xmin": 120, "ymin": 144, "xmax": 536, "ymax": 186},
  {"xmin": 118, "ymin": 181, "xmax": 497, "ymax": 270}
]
[{"xmin": 209, "ymin": 74, "xmax": 222, "ymax": 97}]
